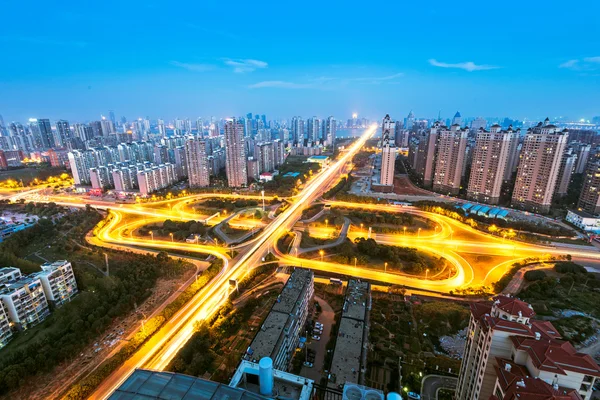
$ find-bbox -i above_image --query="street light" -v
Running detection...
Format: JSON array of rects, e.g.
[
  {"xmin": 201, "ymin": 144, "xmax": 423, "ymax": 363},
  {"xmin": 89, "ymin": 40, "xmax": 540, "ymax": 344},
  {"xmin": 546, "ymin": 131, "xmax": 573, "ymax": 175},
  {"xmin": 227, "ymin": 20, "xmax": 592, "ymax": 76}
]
[
  {"xmin": 354, "ymin": 257, "xmax": 357, "ymax": 267},
  {"xmin": 426, "ymin": 268, "xmax": 429, "ymax": 280},
  {"xmin": 384, "ymin": 262, "xmax": 388, "ymax": 273},
  {"xmin": 261, "ymin": 190, "xmax": 265, "ymax": 212},
  {"xmin": 320, "ymin": 250, "xmax": 324, "ymax": 262},
  {"xmin": 418, "ymin": 228, "xmax": 421, "ymax": 238},
  {"xmin": 403, "ymin": 226, "xmax": 406, "ymax": 236},
  {"xmin": 325, "ymin": 219, "xmax": 329, "ymax": 228},
  {"xmin": 149, "ymin": 231, "xmax": 154, "ymax": 241},
  {"xmin": 170, "ymin": 232, "xmax": 174, "ymax": 242}
]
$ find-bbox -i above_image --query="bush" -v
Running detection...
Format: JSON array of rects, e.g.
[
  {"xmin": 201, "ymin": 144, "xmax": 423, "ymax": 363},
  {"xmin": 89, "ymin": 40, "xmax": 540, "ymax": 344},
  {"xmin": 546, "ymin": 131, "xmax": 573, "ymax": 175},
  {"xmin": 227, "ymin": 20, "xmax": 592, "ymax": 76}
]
[
  {"xmin": 554, "ymin": 262, "xmax": 587, "ymax": 274},
  {"xmin": 524, "ymin": 270, "xmax": 546, "ymax": 282}
]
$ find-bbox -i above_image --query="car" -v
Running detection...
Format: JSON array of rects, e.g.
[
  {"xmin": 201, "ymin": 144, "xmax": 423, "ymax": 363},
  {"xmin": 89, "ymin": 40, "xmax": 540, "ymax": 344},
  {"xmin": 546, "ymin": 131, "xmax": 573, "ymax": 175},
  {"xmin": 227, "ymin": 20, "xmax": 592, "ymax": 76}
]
[
  {"xmin": 315, "ymin": 322, "xmax": 323, "ymax": 328},
  {"xmin": 407, "ymin": 393, "xmax": 421, "ymax": 400},
  {"xmin": 314, "ymin": 330, "xmax": 323, "ymax": 335},
  {"xmin": 303, "ymin": 362, "xmax": 314, "ymax": 368},
  {"xmin": 312, "ymin": 335, "xmax": 321, "ymax": 340}
]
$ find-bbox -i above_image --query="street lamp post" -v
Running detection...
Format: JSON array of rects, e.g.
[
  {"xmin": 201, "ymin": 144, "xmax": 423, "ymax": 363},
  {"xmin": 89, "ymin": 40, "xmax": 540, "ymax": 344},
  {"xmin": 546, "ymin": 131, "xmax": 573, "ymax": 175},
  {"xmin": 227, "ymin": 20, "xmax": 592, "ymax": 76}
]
[
  {"xmin": 354, "ymin": 257, "xmax": 357, "ymax": 268},
  {"xmin": 261, "ymin": 190, "xmax": 265, "ymax": 212},
  {"xmin": 384, "ymin": 262, "xmax": 388, "ymax": 273},
  {"xmin": 170, "ymin": 232, "xmax": 174, "ymax": 242},
  {"xmin": 325, "ymin": 219, "xmax": 329, "ymax": 228},
  {"xmin": 403, "ymin": 226, "xmax": 406, "ymax": 236},
  {"xmin": 149, "ymin": 231, "xmax": 154, "ymax": 241},
  {"xmin": 426, "ymin": 268, "xmax": 429, "ymax": 280},
  {"xmin": 320, "ymin": 250, "xmax": 324, "ymax": 262},
  {"xmin": 418, "ymin": 228, "xmax": 421, "ymax": 238}
]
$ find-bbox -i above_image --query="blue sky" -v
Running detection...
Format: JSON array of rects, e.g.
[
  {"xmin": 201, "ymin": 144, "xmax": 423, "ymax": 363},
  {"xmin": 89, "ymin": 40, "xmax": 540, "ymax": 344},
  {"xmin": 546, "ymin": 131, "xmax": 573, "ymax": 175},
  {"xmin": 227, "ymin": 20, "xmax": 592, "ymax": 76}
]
[{"xmin": 1, "ymin": 0, "xmax": 599, "ymax": 123}]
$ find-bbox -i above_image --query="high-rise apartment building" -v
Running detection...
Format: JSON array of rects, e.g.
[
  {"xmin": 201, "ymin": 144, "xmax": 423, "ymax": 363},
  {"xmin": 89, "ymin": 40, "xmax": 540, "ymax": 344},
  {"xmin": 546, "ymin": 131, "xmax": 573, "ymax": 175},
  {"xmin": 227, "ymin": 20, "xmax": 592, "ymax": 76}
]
[
  {"xmin": 29, "ymin": 118, "xmax": 54, "ymax": 149},
  {"xmin": 307, "ymin": 117, "xmax": 320, "ymax": 143},
  {"xmin": 325, "ymin": 116, "xmax": 336, "ymax": 149},
  {"xmin": 555, "ymin": 148, "xmax": 577, "ymax": 197},
  {"xmin": 55, "ymin": 120, "xmax": 71, "ymax": 148},
  {"xmin": 379, "ymin": 114, "xmax": 396, "ymax": 188},
  {"xmin": 273, "ymin": 139, "xmax": 285, "ymax": 168},
  {"xmin": 255, "ymin": 142, "xmax": 275, "ymax": 173},
  {"xmin": 432, "ymin": 123, "xmax": 469, "ymax": 195},
  {"xmin": 0, "ymin": 276, "xmax": 50, "ymax": 330},
  {"xmin": 224, "ymin": 119, "xmax": 248, "ymax": 187},
  {"xmin": 467, "ymin": 125, "xmax": 517, "ymax": 204},
  {"xmin": 574, "ymin": 144, "xmax": 592, "ymax": 174},
  {"xmin": 456, "ymin": 295, "xmax": 600, "ymax": 400},
  {"xmin": 185, "ymin": 137, "xmax": 210, "ymax": 187},
  {"xmin": 511, "ymin": 119, "xmax": 568, "ymax": 214},
  {"xmin": 577, "ymin": 156, "xmax": 600, "ymax": 215},
  {"xmin": 291, "ymin": 117, "xmax": 304, "ymax": 144},
  {"xmin": 34, "ymin": 261, "xmax": 78, "ymax": 307}
]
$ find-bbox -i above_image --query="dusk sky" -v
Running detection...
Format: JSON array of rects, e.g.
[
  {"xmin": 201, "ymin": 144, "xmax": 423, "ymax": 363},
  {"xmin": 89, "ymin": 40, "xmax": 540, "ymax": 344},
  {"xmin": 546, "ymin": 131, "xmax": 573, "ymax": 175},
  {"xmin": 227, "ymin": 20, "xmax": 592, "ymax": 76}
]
[{"xmin": 1, "ymin": 0, "xmax": 599, "ymax": 122}]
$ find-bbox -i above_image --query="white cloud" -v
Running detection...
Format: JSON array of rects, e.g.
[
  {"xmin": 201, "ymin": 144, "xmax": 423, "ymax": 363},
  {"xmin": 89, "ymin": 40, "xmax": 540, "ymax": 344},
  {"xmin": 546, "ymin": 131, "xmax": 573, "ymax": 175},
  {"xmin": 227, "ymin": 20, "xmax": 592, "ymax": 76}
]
[
  {"xmin": 559, "ymin": 57, "xmax": 600, "ymax": 71},
  {"xmin": 223, "ymin": 58, "xmax": 268, "ymax": 73},
  {"xmin": 428, "ymin": 59, "xmax": 500, "ymax": 72},
  {"xmin": 348, "ymin": 72, "xmax": 404, "ymax": 83},
  {"xmin": 248, "ymin": 81, "xmax": 313, "ymax": 89},
  {"xmin": 170, "ymin": 61, "xmax": 215, "ymax": 72}
]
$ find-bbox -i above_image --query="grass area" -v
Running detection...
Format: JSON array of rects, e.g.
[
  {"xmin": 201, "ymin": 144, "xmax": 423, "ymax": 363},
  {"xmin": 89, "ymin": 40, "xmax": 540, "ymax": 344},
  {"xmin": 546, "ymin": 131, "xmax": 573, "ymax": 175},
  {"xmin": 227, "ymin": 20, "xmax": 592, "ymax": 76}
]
[
  {"xmin": 301, "ymin": 204, "xmax": 323, "ymax": 220},
  {"xmin": 262, "ymin": 156, "xmax": 320, "ymax": 197},
  {"xmin": 519, "ymin": 263, "xmax": 600, "ymax": 319},
  {"xmin": 553, "ymin": 316, "xmax": 597, "ymax": 344},
  {"xmin": 366, "ymin": 295, "xmax": 467, "ymax": 393},
  {"xmin": 301, "ymin": 238, "xmax": 446, "ymax": 277},
  {"xmin": 0, "ymin": 208, "xmax": 196, "ymax": 397}
]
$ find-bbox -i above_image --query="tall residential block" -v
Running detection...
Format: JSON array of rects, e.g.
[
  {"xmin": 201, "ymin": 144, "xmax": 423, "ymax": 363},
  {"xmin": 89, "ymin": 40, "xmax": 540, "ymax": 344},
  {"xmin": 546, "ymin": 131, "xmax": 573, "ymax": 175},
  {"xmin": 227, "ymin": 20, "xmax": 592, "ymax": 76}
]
[
  {"xmin": 432, "ymin": 123, "xmax": 469, "ymax": 195},
  {"xmin": 467, "ymin": 125, "xmax": 517, "ymax": 204},
  {"xmin": 555, "ymin": 148, "xmax": 577, "ymax": 197},
  {"xmin": 224, "ymin": 119, "xmax": 248, "ymax": 187},
  {"xmin": 511, "ymin": 119, "xmax": 568, "ymax": 214},
  {"xmin": 578, "ymin": 156, "xmax": 600, "ymax": 215},
  {"xmin": 379, "ymin": 114, "xmax": 396, "ymax": 188},
  {"xmin": 185, "ymin": 137, "xmax": 210, "ymax": 187}
]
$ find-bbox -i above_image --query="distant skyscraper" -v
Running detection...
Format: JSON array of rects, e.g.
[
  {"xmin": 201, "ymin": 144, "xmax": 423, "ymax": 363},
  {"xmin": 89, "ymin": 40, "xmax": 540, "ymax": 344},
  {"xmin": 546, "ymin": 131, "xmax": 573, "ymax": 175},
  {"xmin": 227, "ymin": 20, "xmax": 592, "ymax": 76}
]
[
  {"xmin": 325, "ymin": 116, "xmax": 336, "ymax": 149},
  {"xmin": 108, "ymin": 110, "xmax": 116, "ymax": 124},
  {"xmin": 379, "ymin": 115, "xmax": 396, "ymax": 187},
  {"xmin": 451, "ymin": 111, "xmax": 462, "ymax": 126},
  {"xmin": 157, "ymin": 119, "xmax": 166, "ymax": 136},
  {"xmin": 307, "ymin": 117, "xmax": 320, "ymax": 143},
  {"xmin": 55, "ymin": 120, "xmax": 71, "ymax": 148},
  {"xmin": 470, "ymin": 117, "xmax": 487, "ymax": 131},
  {"xmin": 291, "ymin": 117, "xmax": 304, "ymax": 144},
  {"xmin": 185, "ymin": 137, "xmax": 210, "ymax": 187},
  {"xmin": 224, "ymin": 119, "xmax": 248, "ymax": 187},
  {"xmin": 511, "ymin": 119, "xmax": 568, "ymax": 213},
  {"xmin": 404, "ymin": 110, "xmax": 415, "ymax": 130},
  {"xmin": 432, "ymin": 123, "xmax": 469, "ymax": 195},
  {"xmin": 467, "ymin": 125, "xmax": 517, "ymax": 204},
  {"xmin": 29, "ymin": 118, "xmax": 54, "ymax": 149}
]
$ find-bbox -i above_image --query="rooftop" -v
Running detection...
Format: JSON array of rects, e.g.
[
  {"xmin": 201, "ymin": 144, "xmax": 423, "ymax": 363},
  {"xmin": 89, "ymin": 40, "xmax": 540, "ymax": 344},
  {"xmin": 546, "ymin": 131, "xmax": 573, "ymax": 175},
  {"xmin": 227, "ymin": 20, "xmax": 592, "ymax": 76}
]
[
  {"xmin": 109, "ymin": 369, "xmax": 268, "ymax": 400},
  {"xmin": 567, "ymin": 209, "xmax": 598, "ymax": 219},
  {"xmin": 342, "ymin": 280, "xmax": 370, "ymax": 321},
  {"xmin": 493, "ymin": 295, "xmax": 535, "ymax": 318}
]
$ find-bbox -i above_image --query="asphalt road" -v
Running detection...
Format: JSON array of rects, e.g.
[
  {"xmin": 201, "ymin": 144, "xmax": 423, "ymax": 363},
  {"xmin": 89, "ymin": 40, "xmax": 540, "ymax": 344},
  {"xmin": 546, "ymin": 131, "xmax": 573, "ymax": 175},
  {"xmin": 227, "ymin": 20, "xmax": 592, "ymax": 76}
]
[{"xmin": 420, "ymin": 375, "xmax": 457, "ymax": 400}]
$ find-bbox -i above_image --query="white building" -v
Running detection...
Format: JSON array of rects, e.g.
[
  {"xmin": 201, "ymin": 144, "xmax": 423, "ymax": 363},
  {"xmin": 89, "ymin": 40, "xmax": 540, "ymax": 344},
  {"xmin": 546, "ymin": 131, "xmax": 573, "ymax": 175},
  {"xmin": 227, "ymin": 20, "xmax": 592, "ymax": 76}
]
[
  {"xmin": 0, "ymin": 267, "xmax": 22, "ymax": 284},
  {"xmin": 34, "ymin": 261, "xmax": 78, "ymax": 307},
  {"xmin": 566, "ymin": 209, "xmax": 600, "ymax": 234},
  {"xmin": 0, "ymin": 300, "xmax": 12, "ymax": 348},
  {"xmin": 0, "ymin": 276, "xmax": 50, "ymax": 330},
  {"xmin": 456, "ymin": 295, "xmax": 600, "ymax": 400},
  {"xmin": 379, "ymin": 114, "xmax": 396, "ymax": 187}
]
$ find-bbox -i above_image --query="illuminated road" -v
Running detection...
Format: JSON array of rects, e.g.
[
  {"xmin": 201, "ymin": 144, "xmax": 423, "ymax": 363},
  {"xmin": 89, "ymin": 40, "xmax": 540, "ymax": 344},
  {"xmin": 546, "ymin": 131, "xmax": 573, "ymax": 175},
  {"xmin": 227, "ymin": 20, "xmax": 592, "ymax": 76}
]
[
  {"xmin": 77, "ymin": 125, "xmax": 377, "ymax": 398},
  {"xmin": 14, "ymin": 125, "xmax": 600, "ymax": 397}
]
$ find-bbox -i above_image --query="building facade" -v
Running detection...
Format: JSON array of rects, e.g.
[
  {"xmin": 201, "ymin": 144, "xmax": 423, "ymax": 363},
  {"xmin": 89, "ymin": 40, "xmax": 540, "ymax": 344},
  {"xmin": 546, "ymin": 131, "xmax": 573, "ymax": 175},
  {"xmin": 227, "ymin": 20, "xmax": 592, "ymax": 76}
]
[
  {"xmin": 467, "ymin": 125, "xmax": 517, "ymax": 204},
  {"xmin": 185, "ymin": 137, "xmax": 210, "ymax": 187},
  {"xmin": 511, "ymin": 119, "xmax": 568, "ymax": 214},
  {"xmin": 379, "ymin": 114, "xmax": 396, "ymax": 188},
  {"xmin": 224, "ymin": 120, "xmax": 248, "ymax": 187},
  {"xmin": 432, "ymin": 124, "xmax": 469, "ymax": 195}
]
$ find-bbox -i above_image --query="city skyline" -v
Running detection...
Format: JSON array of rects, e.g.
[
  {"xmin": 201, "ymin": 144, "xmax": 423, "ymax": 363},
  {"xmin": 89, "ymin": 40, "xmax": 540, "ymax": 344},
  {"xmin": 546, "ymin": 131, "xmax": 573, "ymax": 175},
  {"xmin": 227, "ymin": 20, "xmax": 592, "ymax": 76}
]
[{"xmin": 1, "ymin": 1, "xmax": 599, "ymax": 121}]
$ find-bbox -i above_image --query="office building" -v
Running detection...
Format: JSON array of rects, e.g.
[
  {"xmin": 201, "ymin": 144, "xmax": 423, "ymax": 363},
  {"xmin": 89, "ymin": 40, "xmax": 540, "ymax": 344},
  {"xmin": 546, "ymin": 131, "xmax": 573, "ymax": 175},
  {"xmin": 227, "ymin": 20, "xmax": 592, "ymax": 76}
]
[
  {"xmin": 29, "ymin": 118, "xmax": 54, "ymax": 149},
  {"xmin": 577, "ymin": 156, "xmax": 600, "ymax": 215},
  {"xmin": 243, "ymin": 268, "xmax": 314, "ymax": 371},
  {"xmin": 0, "ymin": 276, "xmax": 50, "ymax": 330},
  {"xmin": 324, "ymin": 116, "xmax": 336, "ymax": 149},
  {"xmin": 467, "ymin": 125, "xmax": 517, "ymax": 204},
  {"xmin": 432, "ymin": 123, "xmax": 469, "ymax": 195},
  {"xmin": 451, "ymin": 111, "xmax": 462, "ymax": 126},
  {"xmin": 511, "ymin": 119, "xmax": 569, "ymax": 214},
  {"xmin": 378, "ymin": 114, "xmax": 396, "ymax": 189},
  {"xmin": 185, "ymin": 137, "xmax": 210, "ymax": 187},
  {"xmin": 456, "ymin": 295, "xmax": 600, "ymax": 400},
  {"xmin": 555, "ymin": 148, "xmax": 578, "ymax": 197},
  {"xmin": 224, "ymin": 119, "xmax": 248, "ymax": 187},
  {"xmin": 34, "ymin": 261, "xmax": 78, "ymax": 307},
  {"xmin": 329, "ymin": 280, "xmax": 371, "ymax": 389}
]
